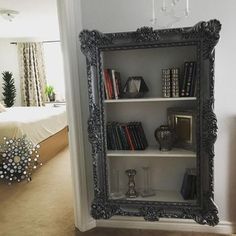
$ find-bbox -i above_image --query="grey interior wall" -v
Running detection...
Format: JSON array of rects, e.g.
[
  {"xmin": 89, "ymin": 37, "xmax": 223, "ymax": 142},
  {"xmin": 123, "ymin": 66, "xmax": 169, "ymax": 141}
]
[{"xmin": 78, "ymin": 0, "xmax": 236, "ymax": 223}]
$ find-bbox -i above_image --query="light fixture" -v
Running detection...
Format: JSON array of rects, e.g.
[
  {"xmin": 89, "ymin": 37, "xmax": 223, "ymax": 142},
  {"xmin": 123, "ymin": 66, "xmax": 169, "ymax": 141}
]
[
  {"xmin": 0, "ymin": 9, "xmax": 19, "ymax": 22},
  {"xmin": 151, "ymin": 0, "xmax": 189, "ymax": 28}
]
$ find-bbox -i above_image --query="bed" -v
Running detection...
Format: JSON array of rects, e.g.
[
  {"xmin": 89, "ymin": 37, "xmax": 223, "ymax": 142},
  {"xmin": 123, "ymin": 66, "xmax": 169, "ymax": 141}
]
[{"xmin": 0, "ymin": 106, "xmax": 68, "ymax": 164}]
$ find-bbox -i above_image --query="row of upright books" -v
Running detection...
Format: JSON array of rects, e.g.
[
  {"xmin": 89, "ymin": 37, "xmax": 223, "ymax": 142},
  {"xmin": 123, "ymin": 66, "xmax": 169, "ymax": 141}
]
[
  {"xmin": 180, "ymin": 168, "xmax": 197, "ymax": 200},
  {"xmin": 162, "ymin": 61, "xmax": 197, "ymax": 98},
  {"xmin": 103, "ymin": 69, "xmax": 122, "ymax": 100},
  {"xmin": 106, "ymin": 122, "xmax": 148, "ymax": 150},
  {"xmin": 181, "ymin": 61, "xmax": 197, "ymax": 97},
  {"xmin": 162, "ymin": 68, "xmax": 180, "ymax": 98}
]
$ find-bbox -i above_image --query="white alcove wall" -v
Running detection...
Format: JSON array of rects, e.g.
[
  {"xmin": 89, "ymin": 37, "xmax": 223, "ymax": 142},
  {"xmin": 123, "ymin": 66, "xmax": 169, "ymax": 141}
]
[{"xmin": 57, "ymin": 0, "xmax": 236, "ymax": 234}]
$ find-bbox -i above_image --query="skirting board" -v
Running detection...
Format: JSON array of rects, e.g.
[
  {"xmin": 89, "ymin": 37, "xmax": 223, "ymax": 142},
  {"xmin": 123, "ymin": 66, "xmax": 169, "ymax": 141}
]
[{"xmin": 96, "ymin": 217, "xmax": 235, "ymax": 235}]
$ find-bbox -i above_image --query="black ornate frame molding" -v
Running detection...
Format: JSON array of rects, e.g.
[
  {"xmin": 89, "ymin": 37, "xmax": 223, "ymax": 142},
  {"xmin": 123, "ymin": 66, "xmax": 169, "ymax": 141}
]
[{"xmin": 79, "ymin": 20, "xmax": 221, "ymax": 226}]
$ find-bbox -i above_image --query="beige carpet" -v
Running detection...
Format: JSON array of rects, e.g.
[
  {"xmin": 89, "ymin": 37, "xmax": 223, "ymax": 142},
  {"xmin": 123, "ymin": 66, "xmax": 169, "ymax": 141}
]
[
  {"xmin": 0, "ymin": 148, "xmax": 231, "ymax": 236},
  {"xmin": 0, "ymin": 147, "xmax": 74, "ymax": 236}
]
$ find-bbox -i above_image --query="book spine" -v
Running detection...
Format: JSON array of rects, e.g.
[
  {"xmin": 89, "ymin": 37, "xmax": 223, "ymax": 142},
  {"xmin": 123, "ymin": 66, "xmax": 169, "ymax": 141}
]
[
  {"xmin": 134, "ymin": 122, "xmax": 145, "ymax": 150},
  {"xmin": 130, "ymin": 122, "xmax": 141, "ymax": 150},
  {"xmin": 181, "ymin": 168, "xmax": 197, "ymax": 200},
  {"xmin": 180, "ymin": 62, "xmax": 189, "ymax": 97},
  {"xmin": 115, "ymin": 72, "xmax": 122, "ymax": 98},
  {"xmin": 185, "ymin": 62, "xmax": 195, "ymax": 97},
  {"xmin": 171, "ymin": 68, "xmax": 180, "ymax": 97},
  {"xmin": 128, "ymin": 123, "xmax": 138, "ymax": 150},
  {"xmin": 190, "ymin": 63, "xmax": 197, "ymax": 97},
  {"xmin": 108, "ymin": 69, "xmax": 115, "ymax": 99},
  {"xmin": 125, "ymin": 125, "xmax": 135, "ymax": 150},
  {"xmin": 111, "ymin": 69, "xmax": 118, "ymax": 99},
  {"xmin": 107, "ymin": 122, "xmax": 116, "ymax": 150},
  {"xmin": 103, "ymin": 70, "xmax": 109, "ymax": 99},
  {"xmin": 114, "ymin": 122, "xmax": 122, "ymax": 150},
  {"xmin": 106, "ymin": 123, "xmax": 112, "ymax": 150},
  {"xmin": 162, "ymin": 69, "xmax": 171, "ymax": 98},
  {"xmin": 104, "ymin": 69, "xmax": 112, "ymax": 99},
  {"xmin": 138, "ymin": 122, "xmax": 148, "ymax": 149},
  {"xmin": 119, "ymin": 124, "xmax": 129, "ymax": 150},
  {"xmin": 111, "ymin": 122, "xmax": 119, "ymax": 149}
]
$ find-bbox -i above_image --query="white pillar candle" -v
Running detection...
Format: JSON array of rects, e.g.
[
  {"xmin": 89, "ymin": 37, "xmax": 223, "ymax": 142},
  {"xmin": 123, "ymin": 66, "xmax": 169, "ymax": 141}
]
[
  {"xmin": 186, "ymin": 0, "xmax": 189, "ymax": 15},
  {"xmin": 162, "ymin": 0, "xmax": 166, "ymax": 11},
  {"xmin": 152, "ymin": 0, "xmax": 155, "ymax": 20}
]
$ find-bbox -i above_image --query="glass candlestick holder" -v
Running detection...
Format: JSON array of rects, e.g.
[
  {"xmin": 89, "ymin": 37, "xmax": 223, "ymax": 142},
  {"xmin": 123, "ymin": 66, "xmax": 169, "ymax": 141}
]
[
  {"xmin": 141, "ymin": 166, "xmax": 155, "ymax": 197},
  {"xmin": 110, "ymin": 169, "xmax": 124, "ymax": 199},
  {"xmin": 125, "ymin": 169, "xmax": 138, "ymax": 198}
]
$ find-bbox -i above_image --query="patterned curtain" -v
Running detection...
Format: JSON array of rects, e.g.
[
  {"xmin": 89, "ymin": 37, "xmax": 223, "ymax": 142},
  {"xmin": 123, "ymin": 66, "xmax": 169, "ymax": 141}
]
[{"xmin": 18, "ymin": 42, "xmax": 47, "ymax": 106}]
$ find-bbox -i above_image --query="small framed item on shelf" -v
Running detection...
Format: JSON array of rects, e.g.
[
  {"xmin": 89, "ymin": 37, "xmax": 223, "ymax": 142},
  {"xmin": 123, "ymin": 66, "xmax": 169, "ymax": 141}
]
[
  {"xmin": 167, "ymin": 108, "xmax": 196, "ymax": 151},
  {"xmin": 122, "ymin": 76, "xmax": 149, "ymax": 98}
]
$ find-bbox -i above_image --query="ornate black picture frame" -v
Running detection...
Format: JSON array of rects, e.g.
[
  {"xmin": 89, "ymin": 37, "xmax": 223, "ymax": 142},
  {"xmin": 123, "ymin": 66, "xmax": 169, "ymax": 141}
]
[{"xmin": 79, "ymin": 20, "xmax": 221, "ymax": 226}]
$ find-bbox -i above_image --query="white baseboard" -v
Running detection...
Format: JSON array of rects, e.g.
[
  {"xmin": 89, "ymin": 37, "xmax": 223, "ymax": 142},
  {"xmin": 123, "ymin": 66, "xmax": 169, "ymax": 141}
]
[{"xmin": 96, "ymin": 217, "xmax": 235, "ymax": 235}]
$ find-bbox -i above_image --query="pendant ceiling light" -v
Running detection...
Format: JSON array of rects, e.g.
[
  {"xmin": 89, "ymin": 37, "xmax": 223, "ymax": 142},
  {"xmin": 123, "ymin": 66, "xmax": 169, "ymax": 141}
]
[{"xmin": 0, "ymin": 9, "xmax": 19, "ymax": 22}]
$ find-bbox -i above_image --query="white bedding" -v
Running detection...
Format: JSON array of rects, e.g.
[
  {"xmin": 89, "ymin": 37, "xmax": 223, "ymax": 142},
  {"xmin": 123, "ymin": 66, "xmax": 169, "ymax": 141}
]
[{"xmin": 0, "ymin": 106, "xmax": 67, "ymax": 145}]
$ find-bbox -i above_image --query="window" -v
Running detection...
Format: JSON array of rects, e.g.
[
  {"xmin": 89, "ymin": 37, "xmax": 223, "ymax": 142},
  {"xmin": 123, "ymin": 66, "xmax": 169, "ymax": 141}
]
[{"xmin": 43, "ymin": 42, "xmax": 65, "ymax": 102}]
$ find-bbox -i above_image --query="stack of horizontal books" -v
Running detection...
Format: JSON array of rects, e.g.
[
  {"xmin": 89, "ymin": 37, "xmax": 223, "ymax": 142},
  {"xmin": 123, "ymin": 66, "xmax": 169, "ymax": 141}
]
[
  {"xmin": 180, "ymin": 168, "xmax": 197, "ymax": 200},
  {"xmin": 106, "ymin": 121, "xmax": 148, "ymax": 150}
]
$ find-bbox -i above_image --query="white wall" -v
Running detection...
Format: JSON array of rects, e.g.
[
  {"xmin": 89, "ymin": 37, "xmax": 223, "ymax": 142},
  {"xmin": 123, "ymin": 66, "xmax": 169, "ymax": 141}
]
[
  {"xmin": 76, "ymin": 0, "xmax": 236, "ymax": 224},
  {"xmin": 0, "ymin": 39, "xmax": 21, "ymax": 106},
  {"xmin": 0, "ymin": 0, "xmax": 61, "ymax": 106},
  {"xmin": 0, "ymin": 0, "xmax": 60, "ymax": 39}
]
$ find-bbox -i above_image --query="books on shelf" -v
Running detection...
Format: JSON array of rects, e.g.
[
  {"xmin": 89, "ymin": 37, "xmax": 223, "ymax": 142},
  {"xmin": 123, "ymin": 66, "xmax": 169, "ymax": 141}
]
[
  {"xmin": 162, "ymin": 69, "xmax": 171, "ymax": 98},
  {"xmin": 162, "ymin": 62, "xmax": 196, "ymax": 98},
  {"xmin": 171, "ymin": 68, "xmax": 180, "ymax": 98},
  {"xmin": 103, "ymin": 68, "xmax": 122, "ymax": 100},
  {"xmin": 180, "ymin": 168, "xmax": 197, "ymax": 200},
  {"xmin": 106, "ymin": 121, "xmax": 148, "ymax": 150},
  {"xmin": 162, "ymin": 68, "xmax": 180, "ymax": 98},
  {"xmin": 180, "ymin": 61, "xmax": 197, "ymax": 97}
]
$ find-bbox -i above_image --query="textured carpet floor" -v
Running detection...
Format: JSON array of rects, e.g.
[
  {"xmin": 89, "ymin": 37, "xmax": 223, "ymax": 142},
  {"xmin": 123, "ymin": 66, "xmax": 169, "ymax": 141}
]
[
  {"xmin": 0, "ymin": 148, "xmax": 231, "ymax": 236},
  {"xmin": 0, "ymin": 147, "xmax": 74, "ymax": 236}
]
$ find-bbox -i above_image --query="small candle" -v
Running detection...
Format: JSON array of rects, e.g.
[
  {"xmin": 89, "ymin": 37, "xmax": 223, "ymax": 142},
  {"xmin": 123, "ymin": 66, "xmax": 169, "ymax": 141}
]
[
  {"xmin": 186, "ymin": 0, "xmax": 189, "ymax": 15},
  {"xmin": 152, "ymin": 0, "xmax": 155, "ymax": 20},
  {"xmin": 162, "ymin": 0, "xmax": 166, "ymax": 11}
]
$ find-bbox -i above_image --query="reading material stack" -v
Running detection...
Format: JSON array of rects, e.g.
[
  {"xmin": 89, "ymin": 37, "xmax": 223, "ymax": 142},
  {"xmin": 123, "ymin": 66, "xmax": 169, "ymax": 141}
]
[
  {"xmin": 106, "ymin": 122, "xmax": 148, "ymax": 150},
  {"xmin": 103, "ymin": 68, "xmax": 122, "ymax": 99},
  {"xmin": 162, "ymin": 61, "xmax": 196, "ymax": 98}
]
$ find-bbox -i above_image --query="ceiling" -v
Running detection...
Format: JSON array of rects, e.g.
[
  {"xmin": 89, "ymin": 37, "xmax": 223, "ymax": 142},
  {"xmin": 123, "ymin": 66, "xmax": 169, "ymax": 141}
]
[{"xmin": 0, "ymin": 0, "xmax": 60, "ymax": 40}]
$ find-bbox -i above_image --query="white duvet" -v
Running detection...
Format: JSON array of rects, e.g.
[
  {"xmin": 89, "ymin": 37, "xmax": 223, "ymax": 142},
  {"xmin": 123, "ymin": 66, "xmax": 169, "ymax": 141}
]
[{"xmin": 0, "ymin": 106, "xmax": 67, "ymax": 145}]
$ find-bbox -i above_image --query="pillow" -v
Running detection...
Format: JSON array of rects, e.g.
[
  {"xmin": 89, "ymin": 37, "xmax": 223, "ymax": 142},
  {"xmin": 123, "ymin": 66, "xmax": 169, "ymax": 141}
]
[{"xmin": 0, "ymin": 102, "xmax": 6, "ymax": 112}]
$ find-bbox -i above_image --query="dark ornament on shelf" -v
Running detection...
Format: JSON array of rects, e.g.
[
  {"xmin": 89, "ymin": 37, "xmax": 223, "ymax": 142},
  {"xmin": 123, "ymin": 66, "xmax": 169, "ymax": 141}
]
[
  {"xmin": 0, "ymin": 136, "xmax": 41, "ymax": 185},
  {"xmin": 154, "ymin": 125, "xmax": 175, "ymax": 151},
  {"xmin": 122, "ymin": 76, "xmax": 149, "ymax": 98}
]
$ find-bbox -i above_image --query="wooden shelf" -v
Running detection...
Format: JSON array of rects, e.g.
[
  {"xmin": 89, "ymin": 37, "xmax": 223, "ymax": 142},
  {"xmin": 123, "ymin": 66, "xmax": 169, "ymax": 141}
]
[
  {"xmin": 107, "ymin": 146, "xmax": 196, "ymax": 158},
  {"xmin": 104, "ymin": 97, "xmax": 197, "ymax": 103},
  {"xmin": 109, "ymin": 189, "xmax": 196, "ymax": 203}
]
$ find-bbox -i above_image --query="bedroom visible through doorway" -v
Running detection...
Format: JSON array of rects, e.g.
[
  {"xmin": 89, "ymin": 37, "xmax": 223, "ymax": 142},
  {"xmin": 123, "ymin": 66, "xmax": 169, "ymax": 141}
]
[{"xmin": 0, "ymin": 0, "xmax": 74, "ymax": 234}]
